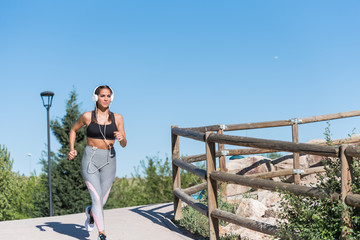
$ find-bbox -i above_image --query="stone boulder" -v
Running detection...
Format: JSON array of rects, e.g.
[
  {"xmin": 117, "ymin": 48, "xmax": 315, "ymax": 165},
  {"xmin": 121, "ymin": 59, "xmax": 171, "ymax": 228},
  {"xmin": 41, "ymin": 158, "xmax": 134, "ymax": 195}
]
[
  {"xmin": 271, "ymin": 154, "xmax": 310, "ymax": 171},
  {"xmin": 226, "ymin": 156, "xmax": 273, "ymax": 197},
  {"xmin": 236, "ymin": 198, "xmax": 267, "ymax": 220},
  {"xmin": 271, "ymin": 153, "xmax": 323, "ymax": 186},
  {"xmin": 221, "ymin": 190, "xmax": 280, "ymax": 240}
]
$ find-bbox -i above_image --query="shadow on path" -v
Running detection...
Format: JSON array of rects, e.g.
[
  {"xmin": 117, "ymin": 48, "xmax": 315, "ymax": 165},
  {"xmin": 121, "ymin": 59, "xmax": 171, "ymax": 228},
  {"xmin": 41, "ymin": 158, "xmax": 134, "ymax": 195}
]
[
  {"xmin": 36, "ymin": 222, "xmax": 90, "ymax": 240},
  {"xmin": 130, "ymin": 203, "xmax": 173, "ymax": 227},
  {"xmin": 130, "ymin": 203, "xmax": 202, "ymax": 240}
]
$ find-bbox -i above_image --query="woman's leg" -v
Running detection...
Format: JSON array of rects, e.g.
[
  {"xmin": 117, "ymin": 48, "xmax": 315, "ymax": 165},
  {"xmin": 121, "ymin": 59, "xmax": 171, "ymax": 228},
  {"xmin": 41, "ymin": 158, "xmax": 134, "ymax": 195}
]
[
  {"xmin": 81, "ymin": 146, "xmax": 108, "ymax": 232},
  {"xmin": 84, "ymin": 173, "xmax": 106, "ymax": 232},
  {"xmin": 99, "ymin": 154, "xmax": 116, "ymax": 207}
]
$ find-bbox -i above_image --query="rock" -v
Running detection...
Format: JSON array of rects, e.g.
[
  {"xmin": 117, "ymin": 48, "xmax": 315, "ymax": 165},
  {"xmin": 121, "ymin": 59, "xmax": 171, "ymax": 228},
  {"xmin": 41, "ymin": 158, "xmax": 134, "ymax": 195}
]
[
  {"xmin": 221, "ymin": 223, "xmax": 273, "ymax": 240},
  {"xmin": 306, "ymin": 139, "xmax": 326, "ymax": 145},
  {"xmin": 270, "ymin": 153, "xmax": 324, "ymax": 186},
  {"xmin": 257, "ymin": 190, "xmax": 281, "ymax": 208},
  {"xmin": 236, "ymin": 198, "xmax": 267, "ymax": 220},
  {"xmin": 306, "ymin": 154, "xmax": 323, "ymax": 167},
  {"xmin": 263, "ymin": 209, "xmax": 277, "ymax": 218},
  {"xmin": 227, "ymin": 156, "xmax": 272, "ymax": 175},
  {"xmin": 271, "ymin": 154, "xmax": 310, "ymax": 171},
  {"xmin": 226, "ymin": 156, "xmax": 273, "ymax": 196},
  {"xmin": 221, "ymin": 189, "xmax": 282, "ymax": 239},
  {"xmin": 226, "ymin": 183, "xmax": 252, "ymax": 200}
]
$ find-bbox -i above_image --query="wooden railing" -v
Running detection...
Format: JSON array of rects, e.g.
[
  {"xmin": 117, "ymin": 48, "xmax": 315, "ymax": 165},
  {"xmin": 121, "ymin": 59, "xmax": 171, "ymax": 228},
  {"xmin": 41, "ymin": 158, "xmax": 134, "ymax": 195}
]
[{"xmin": 171, "ymin": 110, "xmax": 360, "ymax": 239}]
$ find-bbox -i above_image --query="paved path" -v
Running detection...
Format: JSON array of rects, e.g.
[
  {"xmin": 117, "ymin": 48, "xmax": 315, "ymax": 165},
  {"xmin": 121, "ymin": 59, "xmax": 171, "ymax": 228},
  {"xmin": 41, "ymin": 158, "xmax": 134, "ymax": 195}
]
[{"xmin": 0, "ymin": 203, "xmax": 195, "ymax": 240}]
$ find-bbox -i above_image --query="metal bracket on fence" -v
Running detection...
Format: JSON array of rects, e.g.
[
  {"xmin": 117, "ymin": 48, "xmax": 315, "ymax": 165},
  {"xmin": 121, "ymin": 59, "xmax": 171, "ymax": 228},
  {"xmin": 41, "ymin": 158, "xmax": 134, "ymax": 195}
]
[
  {"xmin": 219, "ymin": 124, "xmax": 227, "ymax": 130},
  {"xmin": 293, "ymin": 169, "xmax": 305, "ymax": 174},
  {"xmin": 291, "ymin": 118, "xmax": 303, "ymax": 124},
  {"xmin": 220, "ymin": 150, "xmax": 229, "ymax": 156}
]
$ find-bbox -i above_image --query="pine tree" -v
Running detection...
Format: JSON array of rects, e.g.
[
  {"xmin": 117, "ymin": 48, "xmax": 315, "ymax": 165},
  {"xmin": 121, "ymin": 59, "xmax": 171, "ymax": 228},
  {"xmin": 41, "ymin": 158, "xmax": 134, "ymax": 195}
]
[{"xmin": 49, "ymin": 90, "xmax": 90, "ymax": 215}]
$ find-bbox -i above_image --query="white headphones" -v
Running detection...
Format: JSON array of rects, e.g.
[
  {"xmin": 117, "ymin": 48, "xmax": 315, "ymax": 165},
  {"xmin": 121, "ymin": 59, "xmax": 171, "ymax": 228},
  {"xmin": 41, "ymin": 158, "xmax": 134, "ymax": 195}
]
[{"xmin": 92, "ymin": 85, "xmax": 114, "ymax": 102}]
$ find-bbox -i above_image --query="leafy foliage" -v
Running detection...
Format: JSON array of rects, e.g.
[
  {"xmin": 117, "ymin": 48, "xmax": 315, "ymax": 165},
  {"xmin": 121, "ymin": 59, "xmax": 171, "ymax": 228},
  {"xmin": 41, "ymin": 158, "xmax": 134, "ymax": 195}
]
[
  {"xmin": 277, "ymin": 122, "xmax": 360, "ymax": 239},
  {"xmin": 0, "ymin": 145, "xmax": 38, "ymax": 220},
  {"xmin": 106, "ymin": 155, "xmax": 203, "ymax": 208},
  {"xmin": 175, "ymin": 189, "xmax": 238, "ymax": 239}
]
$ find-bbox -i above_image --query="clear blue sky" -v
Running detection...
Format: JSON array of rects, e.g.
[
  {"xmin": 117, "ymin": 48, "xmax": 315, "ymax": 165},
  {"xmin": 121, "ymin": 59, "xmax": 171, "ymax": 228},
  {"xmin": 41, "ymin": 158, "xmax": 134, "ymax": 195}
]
[{"xmin": 1, "ymin": 1, "xmax": 360, "ymax": 177}]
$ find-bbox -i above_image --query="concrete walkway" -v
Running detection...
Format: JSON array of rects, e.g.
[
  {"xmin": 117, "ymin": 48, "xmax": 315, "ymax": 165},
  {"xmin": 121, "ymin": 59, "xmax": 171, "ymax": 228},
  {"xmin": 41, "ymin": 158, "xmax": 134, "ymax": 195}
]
[{"xmin": 0, "ymin": 203, "xmax": 195, "ymax": 240}]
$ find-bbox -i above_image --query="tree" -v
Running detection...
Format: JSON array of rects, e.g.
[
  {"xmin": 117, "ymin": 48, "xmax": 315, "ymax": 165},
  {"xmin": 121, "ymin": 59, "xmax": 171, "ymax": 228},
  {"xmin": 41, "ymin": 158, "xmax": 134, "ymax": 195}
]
[
  {"xmin": 0, "ymin": 145, "xmax": 36, "ymax": 220},
  {"xmin": 42, "ymin": 90, "xmax": 90, "ymax": 215}
]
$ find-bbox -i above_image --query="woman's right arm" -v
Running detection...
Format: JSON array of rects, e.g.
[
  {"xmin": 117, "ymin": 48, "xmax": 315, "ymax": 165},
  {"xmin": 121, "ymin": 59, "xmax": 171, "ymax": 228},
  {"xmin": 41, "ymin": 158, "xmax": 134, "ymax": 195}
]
[{"xmin": 68, "ymin": 113, "xmax": 88, "ymax": 160}]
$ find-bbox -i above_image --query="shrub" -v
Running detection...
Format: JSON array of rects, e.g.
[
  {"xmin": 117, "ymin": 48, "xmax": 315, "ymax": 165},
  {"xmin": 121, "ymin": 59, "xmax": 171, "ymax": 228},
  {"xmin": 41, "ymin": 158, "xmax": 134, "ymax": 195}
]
[
  {"xmin": 175, "ymin": 189, "xmax": 239, "ymax": 239},
  {"xmin": 106, "ymin": 155, "xmax": 204, "ymax": 208},
  {"xmin": 276, "ymin": 122, "xmax": 360, "ymax": 239}
]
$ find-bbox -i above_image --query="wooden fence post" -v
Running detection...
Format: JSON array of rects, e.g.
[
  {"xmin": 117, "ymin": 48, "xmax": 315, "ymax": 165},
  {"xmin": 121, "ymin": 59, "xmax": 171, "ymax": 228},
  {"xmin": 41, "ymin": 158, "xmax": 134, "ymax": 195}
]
[
  {"xmin": 172, "ymin": 126, "xmax": 182, "ymax": 220},
  {"xmin": 218, "ymin": 126, "xmax": 228, "ymax": 198},
  {"xmin": 206, "ymin": 132, "xmax": 219, "ymax": 240},
  {"xmin": 291, "ymin": 119, "xmax": 301, "ymax": 185},
  {"xmin": 217, "ymin": 126, "xmax": 227, "ymax": 172},
  {"xmin": 340, "ymin": 144, "xmax": 352, "ymax": 239}
]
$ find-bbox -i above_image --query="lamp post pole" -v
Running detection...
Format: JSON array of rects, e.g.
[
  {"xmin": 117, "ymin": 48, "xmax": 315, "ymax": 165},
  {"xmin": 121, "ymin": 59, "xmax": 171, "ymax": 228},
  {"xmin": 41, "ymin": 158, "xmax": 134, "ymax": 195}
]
[
  {"xmin": 46, "ymin": 104, "xmax": 52, "ymax": 216},
  {"xmin": 40, "ymin": 91, "xmax": 54, "ymax": 217}
]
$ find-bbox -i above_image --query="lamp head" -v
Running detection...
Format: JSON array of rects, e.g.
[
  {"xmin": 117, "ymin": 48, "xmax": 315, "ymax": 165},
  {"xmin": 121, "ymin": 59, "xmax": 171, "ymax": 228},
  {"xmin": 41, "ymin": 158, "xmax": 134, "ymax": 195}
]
[{"xmin": 40, "ymin": 91, "xmax": 55, "ymax": 109}]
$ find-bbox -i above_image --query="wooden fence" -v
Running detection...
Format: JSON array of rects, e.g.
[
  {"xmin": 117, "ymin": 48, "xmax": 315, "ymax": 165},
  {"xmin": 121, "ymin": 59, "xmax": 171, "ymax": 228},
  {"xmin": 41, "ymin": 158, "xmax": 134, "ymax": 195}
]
[{"xmin": 171, "ymin": 110, "xmax": 360, "ymax": 239}]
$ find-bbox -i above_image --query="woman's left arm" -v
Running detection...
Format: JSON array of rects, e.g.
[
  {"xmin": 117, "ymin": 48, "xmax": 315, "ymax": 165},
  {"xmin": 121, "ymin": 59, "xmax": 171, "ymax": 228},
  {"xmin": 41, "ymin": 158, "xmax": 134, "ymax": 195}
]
[{"xmin": 114, "ymin": 113, "xmax": 127, "ymax": 148}]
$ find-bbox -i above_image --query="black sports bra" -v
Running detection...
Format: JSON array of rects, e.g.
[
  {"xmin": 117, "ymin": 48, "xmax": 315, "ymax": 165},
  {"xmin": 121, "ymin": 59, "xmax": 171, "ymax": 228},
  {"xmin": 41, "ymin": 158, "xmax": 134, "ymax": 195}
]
[{"xmin": 87, "ymin": 111, "xmax": 118, "ymax": 140}]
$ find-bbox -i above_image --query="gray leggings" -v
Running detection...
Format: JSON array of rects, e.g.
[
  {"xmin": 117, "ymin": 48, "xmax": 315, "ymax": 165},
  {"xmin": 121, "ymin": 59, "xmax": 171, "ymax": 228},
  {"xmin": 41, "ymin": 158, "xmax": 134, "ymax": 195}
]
[{"xmin": 81, "ymin": 145, "xmax": 116, "ymax": 232}]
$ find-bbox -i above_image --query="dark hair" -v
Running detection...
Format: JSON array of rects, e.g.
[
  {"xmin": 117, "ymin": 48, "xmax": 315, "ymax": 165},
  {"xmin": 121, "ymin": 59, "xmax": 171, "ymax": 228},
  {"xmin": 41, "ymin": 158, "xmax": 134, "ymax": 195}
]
[
  {"xmin": 94, "ymin": 85, "xmax": 113, "ymax": 96},
  {"xmin": 94, "ymin": 85, "xmax": 113, "ymax": 123}
]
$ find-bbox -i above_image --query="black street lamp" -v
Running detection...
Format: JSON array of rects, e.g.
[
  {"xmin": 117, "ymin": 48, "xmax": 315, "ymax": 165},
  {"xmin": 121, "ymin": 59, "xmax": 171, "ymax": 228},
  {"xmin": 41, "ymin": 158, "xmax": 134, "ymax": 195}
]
[{"xmin": 40, "ymin": 91, "xmax": 54, "ymax": 217}]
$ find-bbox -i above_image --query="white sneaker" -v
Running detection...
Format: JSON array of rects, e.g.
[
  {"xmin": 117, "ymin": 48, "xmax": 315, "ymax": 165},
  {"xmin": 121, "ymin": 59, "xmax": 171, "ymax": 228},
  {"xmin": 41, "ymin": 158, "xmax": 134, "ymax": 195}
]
[{"xmin": 85, "ymin": 206, "xmax": 94, "ymax": 231}]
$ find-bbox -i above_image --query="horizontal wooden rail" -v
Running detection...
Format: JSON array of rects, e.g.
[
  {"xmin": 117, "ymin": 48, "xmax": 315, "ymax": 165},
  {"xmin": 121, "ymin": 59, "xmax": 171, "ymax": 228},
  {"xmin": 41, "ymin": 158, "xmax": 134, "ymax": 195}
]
[
  {"xmin": 185, "ymin": 125, "xmax": 221, "ymax": 132},
  {"xmin": 174, "ymin": 188, "xmax": 208, "ymax": 216},
  {"xmin": 182, "ymin": 153, "xmax": 207, "ymax": 163},
  {"xmin": 183, "ymin": 182, "xmax": 207, "ymax": 195},
  {"xmin": 211, "ymin": 209, "xmax": 278, "ymax": 236},
  {"xmin": 245, "ymin": 166, "xmax": 325, "ymax": 179},
  {"xmin": 173, "ymin": 158, "xmax": 207, "ymax": 180},
  {"xmin": 344, "ymin": 145, "xmax": 360, "ymax": 158},
  {"xmin": 301, "ymin": 110, "xmax": 360, "ymax": 124},
  {"xmin": 182, "ymin": 148, "xmax": 277, "ymax": 163},
  {"xmin": 207, "ymin": 133, "xmax": 339, "ymax": 157},
  {"xmin": 345, "ymin": 194, "xmax": 360, "ymax": 207},
  {"xmin": 226, "ymin": 148, "xmax": 277, "ymax": 156},
  {"xmin": 210, "ymin": 171, "xmax": 339, "ymax": 201},
  {"xmin": 183, "ymin": 110, "xmax": 360, "ymax": 132},
  {"xmin": 181, "ymin": 135, "xmax": 360, "ymax": 164},
  {"xmin": 171, "ymin": 127, "xmax": 205, "ymax": 142},
  {"xmin": 225, "ymin": 120, "xmax": 292, "ymax": 131}
]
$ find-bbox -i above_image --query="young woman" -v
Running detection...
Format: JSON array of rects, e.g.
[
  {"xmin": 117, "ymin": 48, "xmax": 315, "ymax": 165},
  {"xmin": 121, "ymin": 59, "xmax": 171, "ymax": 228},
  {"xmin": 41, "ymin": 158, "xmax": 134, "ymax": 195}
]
[{"xmin": 68, "ymin": 85, "xmax": 127, "ymax": 240}]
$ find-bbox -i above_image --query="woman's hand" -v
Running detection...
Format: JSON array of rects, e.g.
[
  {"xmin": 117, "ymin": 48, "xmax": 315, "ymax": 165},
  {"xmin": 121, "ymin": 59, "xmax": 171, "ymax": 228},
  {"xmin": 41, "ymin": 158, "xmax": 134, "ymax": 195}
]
[
  {"xmin": 114, "ymin": 131, "xmax": 124, "ymax": 142},
  {"xmin": 68, "ymin": 150, "xmax": 77, "ymax": 160}
]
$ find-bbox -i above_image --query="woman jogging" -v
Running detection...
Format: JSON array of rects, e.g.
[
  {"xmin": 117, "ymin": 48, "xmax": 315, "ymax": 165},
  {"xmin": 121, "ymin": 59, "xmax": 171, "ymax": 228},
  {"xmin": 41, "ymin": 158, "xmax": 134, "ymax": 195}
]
[{"xmin": 68, "ymin": 85, "xmax": 127, "ymax": 240}]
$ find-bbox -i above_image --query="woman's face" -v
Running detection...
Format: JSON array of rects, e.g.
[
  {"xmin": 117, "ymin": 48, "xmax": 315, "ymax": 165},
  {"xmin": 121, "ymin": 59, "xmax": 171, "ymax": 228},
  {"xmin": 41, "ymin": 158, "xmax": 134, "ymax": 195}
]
[{"xmin": 97, "ymin": 88, "xmax": 112, "ymax": 108}]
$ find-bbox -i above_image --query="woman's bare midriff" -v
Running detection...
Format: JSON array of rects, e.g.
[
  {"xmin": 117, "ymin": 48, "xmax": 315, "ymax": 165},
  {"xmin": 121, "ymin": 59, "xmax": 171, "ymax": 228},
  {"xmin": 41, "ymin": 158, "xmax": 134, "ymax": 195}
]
[{"xmin": 87, "ymin": 138, "xmax": 116, "ymax": 150}]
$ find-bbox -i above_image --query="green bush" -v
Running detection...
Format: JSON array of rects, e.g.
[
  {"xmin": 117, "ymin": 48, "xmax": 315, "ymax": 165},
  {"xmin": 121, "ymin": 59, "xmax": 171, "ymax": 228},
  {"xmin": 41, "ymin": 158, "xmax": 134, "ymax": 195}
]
[
  {"xmin": 0, "ymin": 145, "xmax": 39, "ymax": 220},
  {"xmin": 276, "ymin": 122, "xmax": 360, "ymax": 239},
  {"xmin": 175, "ymin": 189, "xmax": 239, "ymax": 239},
  {"xmin": 106, "ymin": 155, "xmax": 204, "ymax": 208}
]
